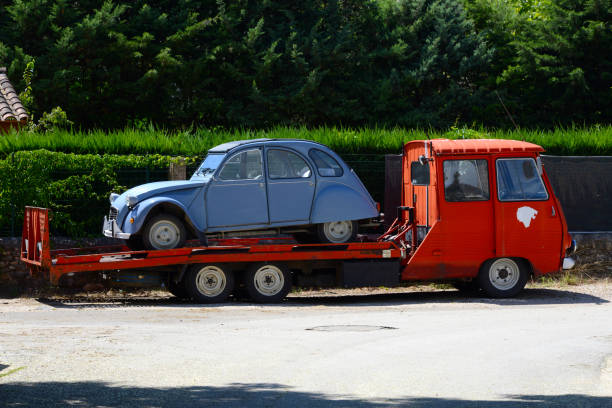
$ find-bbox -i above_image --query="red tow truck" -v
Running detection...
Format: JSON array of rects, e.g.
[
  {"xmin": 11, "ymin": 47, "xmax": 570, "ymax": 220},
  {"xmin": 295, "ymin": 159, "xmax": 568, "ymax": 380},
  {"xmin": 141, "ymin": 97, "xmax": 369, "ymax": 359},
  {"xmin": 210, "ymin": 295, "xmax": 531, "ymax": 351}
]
[{"xmin": 21, "ymin": 139, "xmax": 576, "ymax": 302}]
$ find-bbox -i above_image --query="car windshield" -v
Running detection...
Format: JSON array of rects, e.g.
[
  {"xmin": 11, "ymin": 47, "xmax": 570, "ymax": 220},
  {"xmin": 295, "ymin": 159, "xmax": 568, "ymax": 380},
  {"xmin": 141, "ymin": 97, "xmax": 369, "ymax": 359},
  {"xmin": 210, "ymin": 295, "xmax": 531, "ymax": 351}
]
[{"xmin": 191, "ymin": 153, "xmax": 226, "ymax": 180}]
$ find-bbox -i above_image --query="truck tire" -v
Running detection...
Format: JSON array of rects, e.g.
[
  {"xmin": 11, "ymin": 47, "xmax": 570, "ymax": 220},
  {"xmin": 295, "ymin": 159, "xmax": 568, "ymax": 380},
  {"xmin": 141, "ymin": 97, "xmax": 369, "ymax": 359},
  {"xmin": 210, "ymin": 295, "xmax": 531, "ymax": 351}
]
[
  {"xmin": 317, "ymin": 220, "xmax": 357, "ymax": 243},
  {"xmin": 245, "ymin": 263, "xmax": 292, "ymax": 303},
  {"xmin": 143, "ymin": 213, "xmax": 187, "ymax": 250},
  {"xmin": 185, "ymin": 264, "xmax": 234, "ymax": 303},
  {"xmin": 478, "ymin": 257, "xmax": 528, "ymax": 298}
]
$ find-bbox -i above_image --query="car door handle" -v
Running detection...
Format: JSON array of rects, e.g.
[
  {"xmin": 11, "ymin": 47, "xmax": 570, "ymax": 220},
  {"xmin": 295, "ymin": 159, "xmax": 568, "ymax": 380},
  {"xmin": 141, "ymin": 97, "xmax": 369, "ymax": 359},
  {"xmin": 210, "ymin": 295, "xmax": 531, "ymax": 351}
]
[{"xmin": 259, "ymin": 183, "xmax": 264, "ymax": 188}]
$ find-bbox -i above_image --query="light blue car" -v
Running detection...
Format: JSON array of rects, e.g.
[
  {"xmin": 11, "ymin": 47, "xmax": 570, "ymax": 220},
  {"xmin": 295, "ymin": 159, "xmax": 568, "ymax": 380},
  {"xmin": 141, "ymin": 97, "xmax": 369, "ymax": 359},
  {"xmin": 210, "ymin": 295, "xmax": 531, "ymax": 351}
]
[{"xmin": 103, "ymin": 139, "xmax": 378, "ymax": 249}]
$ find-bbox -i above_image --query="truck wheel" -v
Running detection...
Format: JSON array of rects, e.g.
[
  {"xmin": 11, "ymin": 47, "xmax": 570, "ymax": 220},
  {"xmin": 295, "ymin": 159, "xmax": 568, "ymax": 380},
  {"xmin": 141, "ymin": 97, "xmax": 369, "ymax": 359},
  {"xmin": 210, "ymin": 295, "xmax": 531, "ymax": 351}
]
[
  {"xmin": 143, "ymin": 214, "xmax": 187, "ymax": 250},
  {"xmin": 317, "ymin": 220, "xmax": 357, "ymax": 243},
  {"xmin": 185, "ymin": 264, "xmax": 234, "ymax": 303},
  {"xmin": 478, "ymin": 258, "xmax": 528, "ymax": 298},
  {"xmin": 167, "ymin": 276, "xmax": 190, "ymax": 299},
  {"xmin": 245, "ymin": 263, "xmax": 292, "ymax": 303}
]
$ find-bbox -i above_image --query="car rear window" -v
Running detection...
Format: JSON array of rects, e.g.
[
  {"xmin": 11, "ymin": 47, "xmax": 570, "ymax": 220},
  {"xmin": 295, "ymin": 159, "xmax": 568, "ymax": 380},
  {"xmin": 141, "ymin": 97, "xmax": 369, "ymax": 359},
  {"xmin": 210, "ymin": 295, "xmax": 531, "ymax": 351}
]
[{"xmin": 308, "ymin": 149, "xmax": 343, "ymax": 177}]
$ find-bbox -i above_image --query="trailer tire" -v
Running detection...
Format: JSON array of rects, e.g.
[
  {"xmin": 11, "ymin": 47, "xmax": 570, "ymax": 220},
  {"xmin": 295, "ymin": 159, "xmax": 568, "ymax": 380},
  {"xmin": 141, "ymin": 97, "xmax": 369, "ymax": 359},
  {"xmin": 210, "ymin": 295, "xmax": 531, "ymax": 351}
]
[
  {"xmin": 452, "ymin": 280, "xmax": 481, "ymax": 294},
  {"xmin": 317, "ymin": 220, "xmax": 357, "ymax": 243},
  {"xmin": 167, "ymin": 276, "xmax": 190, "ymax": 299},
  {"xmin": 478, "ymin": 257, "xmax": 528, "ymax": 298},
  {"xmin": 185, "ymin": 264, "xmax": 234, "ymax": 303},
  {"xmin": 245, "ymin": 263, "xmax": 291, "ymax": 303}
]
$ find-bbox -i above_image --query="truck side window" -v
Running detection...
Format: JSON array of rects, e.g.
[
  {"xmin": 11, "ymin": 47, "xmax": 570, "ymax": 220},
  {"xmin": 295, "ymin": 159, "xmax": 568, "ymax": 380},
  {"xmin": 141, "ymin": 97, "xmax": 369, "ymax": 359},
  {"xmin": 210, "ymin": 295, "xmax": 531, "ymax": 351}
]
[
  {"xmin": 496, "ymin": 158, "xmax": 548, "ymax": 201},
  {"xmin": 443, "ymin": 160, "xmax": 490, "ymax": 202}
]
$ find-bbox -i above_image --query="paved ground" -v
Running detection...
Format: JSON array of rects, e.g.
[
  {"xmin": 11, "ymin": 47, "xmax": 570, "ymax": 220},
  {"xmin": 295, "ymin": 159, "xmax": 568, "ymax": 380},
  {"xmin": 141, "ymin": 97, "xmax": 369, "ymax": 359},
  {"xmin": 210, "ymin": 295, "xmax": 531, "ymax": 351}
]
[{"xmin": 1, "ymin": 283, "xmax": 612, "ymax": 407}]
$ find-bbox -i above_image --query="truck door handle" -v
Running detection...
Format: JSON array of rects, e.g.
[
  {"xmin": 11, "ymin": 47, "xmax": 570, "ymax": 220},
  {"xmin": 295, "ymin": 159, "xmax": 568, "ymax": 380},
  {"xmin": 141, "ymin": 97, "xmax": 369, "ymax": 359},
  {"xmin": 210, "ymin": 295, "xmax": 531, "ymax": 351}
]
[{"xmin": 551, "ymin": 206, "xmax": 556, "ymax": 216}]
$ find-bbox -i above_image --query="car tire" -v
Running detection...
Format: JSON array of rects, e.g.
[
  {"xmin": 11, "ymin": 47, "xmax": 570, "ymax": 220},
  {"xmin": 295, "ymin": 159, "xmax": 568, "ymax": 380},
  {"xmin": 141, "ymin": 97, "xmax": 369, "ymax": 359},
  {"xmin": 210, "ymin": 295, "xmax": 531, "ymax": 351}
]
[
  {"xmin": 317, "ymin": 220, "xmax": 357, "ymax": 243},
  {"xmin": 124, "ymin": 235, "xmax": 144, "ymax": 251},
  {"xmin": 478, "ymin": 257, "xmax": 528, "ymax": 298},
  {"xmin": 245, "ymin": 263, "xmax": 292, "ymax": 303},
  {"xmin": 142, "ymin": 213, "xmax": 187, "ymax": 250},
  {"xmin": 185, "ymin": 264, "xmax": 234, "ymax": 303},
  {"xmin": 167, "ymin": 275, "xmax": 190, "ymax": 299}
]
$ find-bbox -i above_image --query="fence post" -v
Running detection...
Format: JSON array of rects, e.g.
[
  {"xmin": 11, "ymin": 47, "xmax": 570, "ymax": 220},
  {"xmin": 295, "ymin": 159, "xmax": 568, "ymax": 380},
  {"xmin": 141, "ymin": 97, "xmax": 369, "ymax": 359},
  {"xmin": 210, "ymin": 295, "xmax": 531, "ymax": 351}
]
[
  {"xmin": 169, "ymin": 159, "xmax": 187, "ymax": 181},
  {"xmin": 145, "ymin": 167, "xmax": 150, "ymax": 183}
]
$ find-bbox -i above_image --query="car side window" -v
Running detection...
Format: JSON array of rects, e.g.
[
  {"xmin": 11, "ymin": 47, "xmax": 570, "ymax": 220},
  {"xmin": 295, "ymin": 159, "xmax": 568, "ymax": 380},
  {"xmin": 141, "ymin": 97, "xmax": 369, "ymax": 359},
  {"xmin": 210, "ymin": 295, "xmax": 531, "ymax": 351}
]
[
  {"xmin": 308, "ymin": 149, "xmax": 343, "ymax": 177},
  {"xmin": 443, "ymin": 159, "xmax": 490, "ymax": 201},
  {"xmin": 218, "ymin": 149, "xmax": 263, "ymax": 180},
  {"xmin": 496, "ymin": 158, "xmax": 548, "ymax": 201},
  {"xmin": 267, "ymin": 149, "xmax": 312, "ymax": 179}
]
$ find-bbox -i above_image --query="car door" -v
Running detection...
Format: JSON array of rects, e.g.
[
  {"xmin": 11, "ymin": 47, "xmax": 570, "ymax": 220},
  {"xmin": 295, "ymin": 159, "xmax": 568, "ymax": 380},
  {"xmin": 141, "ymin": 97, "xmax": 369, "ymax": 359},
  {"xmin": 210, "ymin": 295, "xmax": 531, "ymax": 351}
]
[
  {"xmin": 494, "ymin": 156, "xmax": 563, "ymax": 273},
  {"xmin": 265, "ymin": 148, "xmax": 315, "ymax": 223},
  {"xmin": 206, "ymin": 148, "xmax": 269, "ymax": 228}
]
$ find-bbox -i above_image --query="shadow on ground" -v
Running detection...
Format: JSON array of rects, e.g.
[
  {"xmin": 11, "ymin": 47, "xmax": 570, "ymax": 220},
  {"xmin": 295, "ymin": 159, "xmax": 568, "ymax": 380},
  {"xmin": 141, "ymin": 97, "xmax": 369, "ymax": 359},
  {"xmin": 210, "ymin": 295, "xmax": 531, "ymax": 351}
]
[
  {"xmin": 0, "ymin": 382, "xmax": 610, "ymax": 407},
  {"xmin": 35, "ymin": 287, "xmax": 609, "ymax": 309}
]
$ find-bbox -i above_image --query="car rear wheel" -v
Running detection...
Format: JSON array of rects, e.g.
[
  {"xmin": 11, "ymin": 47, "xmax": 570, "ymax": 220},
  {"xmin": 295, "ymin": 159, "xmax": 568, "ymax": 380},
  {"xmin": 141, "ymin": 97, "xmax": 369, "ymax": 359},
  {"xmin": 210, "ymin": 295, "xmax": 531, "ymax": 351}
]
[
  {"xmin": 245, "ymin": 263, "xmax": 292, "ymax": 303},
  {"xmin": 143, "ymin": 214, "xmax": 187, "ymax": 250},
  {"xmin": 478, "ymin": 257, "xmax": 528, "ymax": 298},
  {"xmin": 317, "ymin": 220, "xmax": 357, "ymax": 243},
  {"xmin": 185, "ymin": 264, "xmax": 234, "ymax": 303}
]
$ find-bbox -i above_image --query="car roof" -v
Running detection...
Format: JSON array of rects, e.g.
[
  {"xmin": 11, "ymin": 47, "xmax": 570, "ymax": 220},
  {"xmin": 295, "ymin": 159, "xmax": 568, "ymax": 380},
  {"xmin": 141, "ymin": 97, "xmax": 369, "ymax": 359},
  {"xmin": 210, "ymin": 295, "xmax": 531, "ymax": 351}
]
[
  {"xmin": 405, "ymin": 139, "xmax": 544, "ymax": 155},
  {"xmin": 208, "ymin": 138, "xmax": 330, "ymax": 153}
]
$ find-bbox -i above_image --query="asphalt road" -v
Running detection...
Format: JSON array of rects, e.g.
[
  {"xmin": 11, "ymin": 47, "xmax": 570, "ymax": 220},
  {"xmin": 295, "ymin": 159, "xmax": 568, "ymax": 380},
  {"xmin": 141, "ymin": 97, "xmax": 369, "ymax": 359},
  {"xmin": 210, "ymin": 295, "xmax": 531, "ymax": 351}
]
[{"xmin": 1, "ymin": 284, "xmax": 612, "ymax": 407}]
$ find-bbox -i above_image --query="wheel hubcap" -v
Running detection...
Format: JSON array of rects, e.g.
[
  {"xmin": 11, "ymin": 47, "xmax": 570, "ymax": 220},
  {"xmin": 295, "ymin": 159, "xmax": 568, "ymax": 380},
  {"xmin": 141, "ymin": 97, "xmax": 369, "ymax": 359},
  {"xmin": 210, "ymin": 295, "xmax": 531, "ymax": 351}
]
[
  {"xmin": 254, "ymin": 265, "xmax": 284, "ymax": 296},
  {"xmin": 489, "ymin": 258, "xmax": 520, "ymax": 290},
  {"xmin": 195, "ymin": 266, "xmax": 226, "ymax": 297},
  {"xmin": 323, "ymin": 221, "xmax": 353, "ymax": 243},
  {"xmin": 149, "ymin": 220, "xmax": 180, "ymax": 249}
]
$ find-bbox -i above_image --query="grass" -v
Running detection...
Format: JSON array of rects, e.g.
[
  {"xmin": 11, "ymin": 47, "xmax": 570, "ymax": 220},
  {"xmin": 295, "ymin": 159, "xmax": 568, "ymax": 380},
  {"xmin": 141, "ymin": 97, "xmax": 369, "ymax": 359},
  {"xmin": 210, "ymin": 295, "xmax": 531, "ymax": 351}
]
[{"xmin": 1, "ymin": 125, "xmax": 611, "ymax": 156}]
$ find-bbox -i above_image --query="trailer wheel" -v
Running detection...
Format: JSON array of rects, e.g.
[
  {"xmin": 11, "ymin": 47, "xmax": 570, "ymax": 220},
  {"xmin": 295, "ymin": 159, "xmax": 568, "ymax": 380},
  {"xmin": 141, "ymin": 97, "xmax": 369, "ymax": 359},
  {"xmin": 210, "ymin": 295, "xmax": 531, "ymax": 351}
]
[
  {"xmin": 245, "ymin": 263, "xmax": 291, "ymax": 303},
  {"xmin": 317, "ymin": 220, "xmax": 357, "ymax": 243},
  {"xmin": 167, "ymin": 276, "xmax": 190, "ymax": 299},
  {"xmin": 185, "ymin": 264, "xmax": 234, "ymax": 303},
  {"xmin": 452, "ymin": 280, "xmax": 480, "ymax": 294},
  {"xmin": 478, "ymin": 258, "xmax": 528, "ymax": 298},
  {"xmin": 143, "ymin": 214, "xmax": 187, "ymax": 250}
]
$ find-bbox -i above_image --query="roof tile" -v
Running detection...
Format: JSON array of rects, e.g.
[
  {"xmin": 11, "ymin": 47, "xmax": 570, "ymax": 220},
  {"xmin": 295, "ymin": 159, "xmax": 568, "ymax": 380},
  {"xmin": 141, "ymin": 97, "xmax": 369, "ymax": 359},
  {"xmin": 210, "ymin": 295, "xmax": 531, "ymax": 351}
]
[{"xmin": 0, "ymin": 67, "xmax": 29, "ymax": 122}]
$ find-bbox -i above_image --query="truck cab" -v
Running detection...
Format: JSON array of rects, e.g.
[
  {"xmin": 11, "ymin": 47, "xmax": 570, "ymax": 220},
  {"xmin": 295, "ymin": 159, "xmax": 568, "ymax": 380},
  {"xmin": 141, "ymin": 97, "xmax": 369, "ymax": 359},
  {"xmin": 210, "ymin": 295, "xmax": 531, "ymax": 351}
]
[{"xmin": 402, "ymin": 139, "xmax": 576, "ymax": 297}]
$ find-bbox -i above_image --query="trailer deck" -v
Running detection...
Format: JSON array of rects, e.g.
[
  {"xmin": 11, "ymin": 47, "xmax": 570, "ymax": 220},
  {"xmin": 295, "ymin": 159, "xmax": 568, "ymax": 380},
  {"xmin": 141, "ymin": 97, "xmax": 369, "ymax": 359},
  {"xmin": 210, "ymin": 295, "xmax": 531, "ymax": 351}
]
[{"xmin": 21, "ymin": 207, "xmax": 406, "ymax": 287}]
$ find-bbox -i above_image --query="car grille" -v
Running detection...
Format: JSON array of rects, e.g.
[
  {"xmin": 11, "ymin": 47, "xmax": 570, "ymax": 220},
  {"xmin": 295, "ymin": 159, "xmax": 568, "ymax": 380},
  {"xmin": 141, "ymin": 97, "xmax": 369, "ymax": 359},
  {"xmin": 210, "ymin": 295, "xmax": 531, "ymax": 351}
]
[{"xmin": 109, "ymin": 207, "xmax": 118, "ymax": 221}]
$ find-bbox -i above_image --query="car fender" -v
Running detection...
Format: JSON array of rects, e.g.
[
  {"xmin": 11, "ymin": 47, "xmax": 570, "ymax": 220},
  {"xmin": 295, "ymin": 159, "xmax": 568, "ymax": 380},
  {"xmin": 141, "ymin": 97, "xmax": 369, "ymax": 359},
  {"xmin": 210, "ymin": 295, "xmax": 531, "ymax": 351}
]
[
  {"xmin": 310, "ymin": 182, "xmax": 378, "ymax": 224},
  {"xmin": 121, "ymin": 197, "xmax": 202, "ymax": 235}
]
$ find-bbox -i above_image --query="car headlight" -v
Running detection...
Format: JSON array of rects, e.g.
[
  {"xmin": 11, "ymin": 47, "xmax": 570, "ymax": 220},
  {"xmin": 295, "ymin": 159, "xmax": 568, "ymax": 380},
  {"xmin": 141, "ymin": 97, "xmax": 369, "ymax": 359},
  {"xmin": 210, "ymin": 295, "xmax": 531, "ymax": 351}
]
[
  {"xmin": 109, "ymin": 193, "xmax": 119, "ymax": 204},
  {"xmin": 126, "ymin": 195, "xmax": 138, "ymax": 207}
]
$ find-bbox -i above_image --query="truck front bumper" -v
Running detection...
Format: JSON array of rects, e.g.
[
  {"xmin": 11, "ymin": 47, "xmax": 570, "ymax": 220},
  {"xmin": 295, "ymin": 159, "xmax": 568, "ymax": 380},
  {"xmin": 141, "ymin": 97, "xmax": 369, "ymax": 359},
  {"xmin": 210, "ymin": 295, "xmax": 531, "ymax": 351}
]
[{"xmin": 103, "ymin": 216, "xmax": 131, "ymax": 240}]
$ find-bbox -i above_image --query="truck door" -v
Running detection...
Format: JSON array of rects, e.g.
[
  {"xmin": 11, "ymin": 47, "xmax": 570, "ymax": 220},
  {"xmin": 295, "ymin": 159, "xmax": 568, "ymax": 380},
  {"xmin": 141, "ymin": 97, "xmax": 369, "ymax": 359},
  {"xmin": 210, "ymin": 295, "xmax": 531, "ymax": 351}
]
[
  {"xmin": 493, "ymin": 157, "xmax": 563, "ymax": 273},
  {"xmin": 438, "ymin": 157, "xmax": 495, "ymax": 277}
]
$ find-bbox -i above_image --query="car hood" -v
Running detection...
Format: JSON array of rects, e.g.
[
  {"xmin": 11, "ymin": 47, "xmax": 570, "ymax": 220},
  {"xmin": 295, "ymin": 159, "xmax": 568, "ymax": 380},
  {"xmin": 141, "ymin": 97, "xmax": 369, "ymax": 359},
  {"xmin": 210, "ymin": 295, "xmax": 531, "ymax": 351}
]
[{"xmin": 113, "ymin": 180, "xmax": 208, "ymax": 209}]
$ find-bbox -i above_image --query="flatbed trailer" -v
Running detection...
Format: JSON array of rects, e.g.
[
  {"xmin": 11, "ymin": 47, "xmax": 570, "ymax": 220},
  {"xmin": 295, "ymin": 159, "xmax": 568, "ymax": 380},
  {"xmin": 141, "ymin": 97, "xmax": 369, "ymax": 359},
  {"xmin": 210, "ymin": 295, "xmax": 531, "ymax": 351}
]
[{"xmin": 21, "ymin": 207, "xmax": 409, "ymax": 303}]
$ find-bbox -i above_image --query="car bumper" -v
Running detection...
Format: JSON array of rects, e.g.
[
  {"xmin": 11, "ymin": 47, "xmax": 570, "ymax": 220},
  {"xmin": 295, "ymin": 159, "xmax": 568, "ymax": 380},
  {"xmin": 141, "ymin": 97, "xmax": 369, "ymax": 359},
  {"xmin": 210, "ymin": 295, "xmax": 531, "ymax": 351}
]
[{"xmin": 103, "ymin": 216, "xmax": 131, "ymax": 239}]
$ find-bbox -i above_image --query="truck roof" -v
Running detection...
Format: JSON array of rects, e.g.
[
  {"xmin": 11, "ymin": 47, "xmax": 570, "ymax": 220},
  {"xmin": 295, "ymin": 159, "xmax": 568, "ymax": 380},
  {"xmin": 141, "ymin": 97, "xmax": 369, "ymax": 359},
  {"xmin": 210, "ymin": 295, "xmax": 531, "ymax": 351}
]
[{"xmin": 406, "ymin": 139, "xmax": 544, "ymax": 155}]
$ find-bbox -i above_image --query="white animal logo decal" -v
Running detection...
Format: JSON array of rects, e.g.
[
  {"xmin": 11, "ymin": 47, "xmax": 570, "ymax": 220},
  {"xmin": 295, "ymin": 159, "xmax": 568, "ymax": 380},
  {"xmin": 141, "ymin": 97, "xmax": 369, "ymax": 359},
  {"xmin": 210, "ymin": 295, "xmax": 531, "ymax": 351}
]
[{"xmin": 516, "ymin": 206, "xmax": 538, "ymax": 228}]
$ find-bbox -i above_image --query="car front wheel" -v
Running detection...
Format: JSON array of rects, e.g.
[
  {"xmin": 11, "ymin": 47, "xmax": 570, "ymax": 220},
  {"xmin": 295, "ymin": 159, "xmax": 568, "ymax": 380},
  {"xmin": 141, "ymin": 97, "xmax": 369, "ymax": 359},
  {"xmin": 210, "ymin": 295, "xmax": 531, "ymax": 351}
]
[
  {"xmin": 317, "ymin": 220, "xmax": 357, "ymax": 243},
  {"xmin": 143, "ymin": 214, "xmax": 187, "ymax": 250}
]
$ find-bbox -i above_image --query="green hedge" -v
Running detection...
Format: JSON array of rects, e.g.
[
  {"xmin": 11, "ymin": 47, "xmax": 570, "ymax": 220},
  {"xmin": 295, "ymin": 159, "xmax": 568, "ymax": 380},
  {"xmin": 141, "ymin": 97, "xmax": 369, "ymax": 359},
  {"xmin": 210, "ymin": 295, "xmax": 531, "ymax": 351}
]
[
  {"xmin": 2, "ymin": 126, "xmax": 612, "ymax": 156},
  {"xmin": 0, "ymin": 150, "xmax": 195, "ymax": 237}
]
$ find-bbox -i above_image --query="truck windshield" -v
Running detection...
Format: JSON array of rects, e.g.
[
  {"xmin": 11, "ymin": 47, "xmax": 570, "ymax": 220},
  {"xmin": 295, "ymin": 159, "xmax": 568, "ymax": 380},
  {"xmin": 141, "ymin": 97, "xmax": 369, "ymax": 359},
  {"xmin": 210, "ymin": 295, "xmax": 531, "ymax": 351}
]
[{"xmin": 191, "ymin": 153, "xmax": 226, "ymax": 180}]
